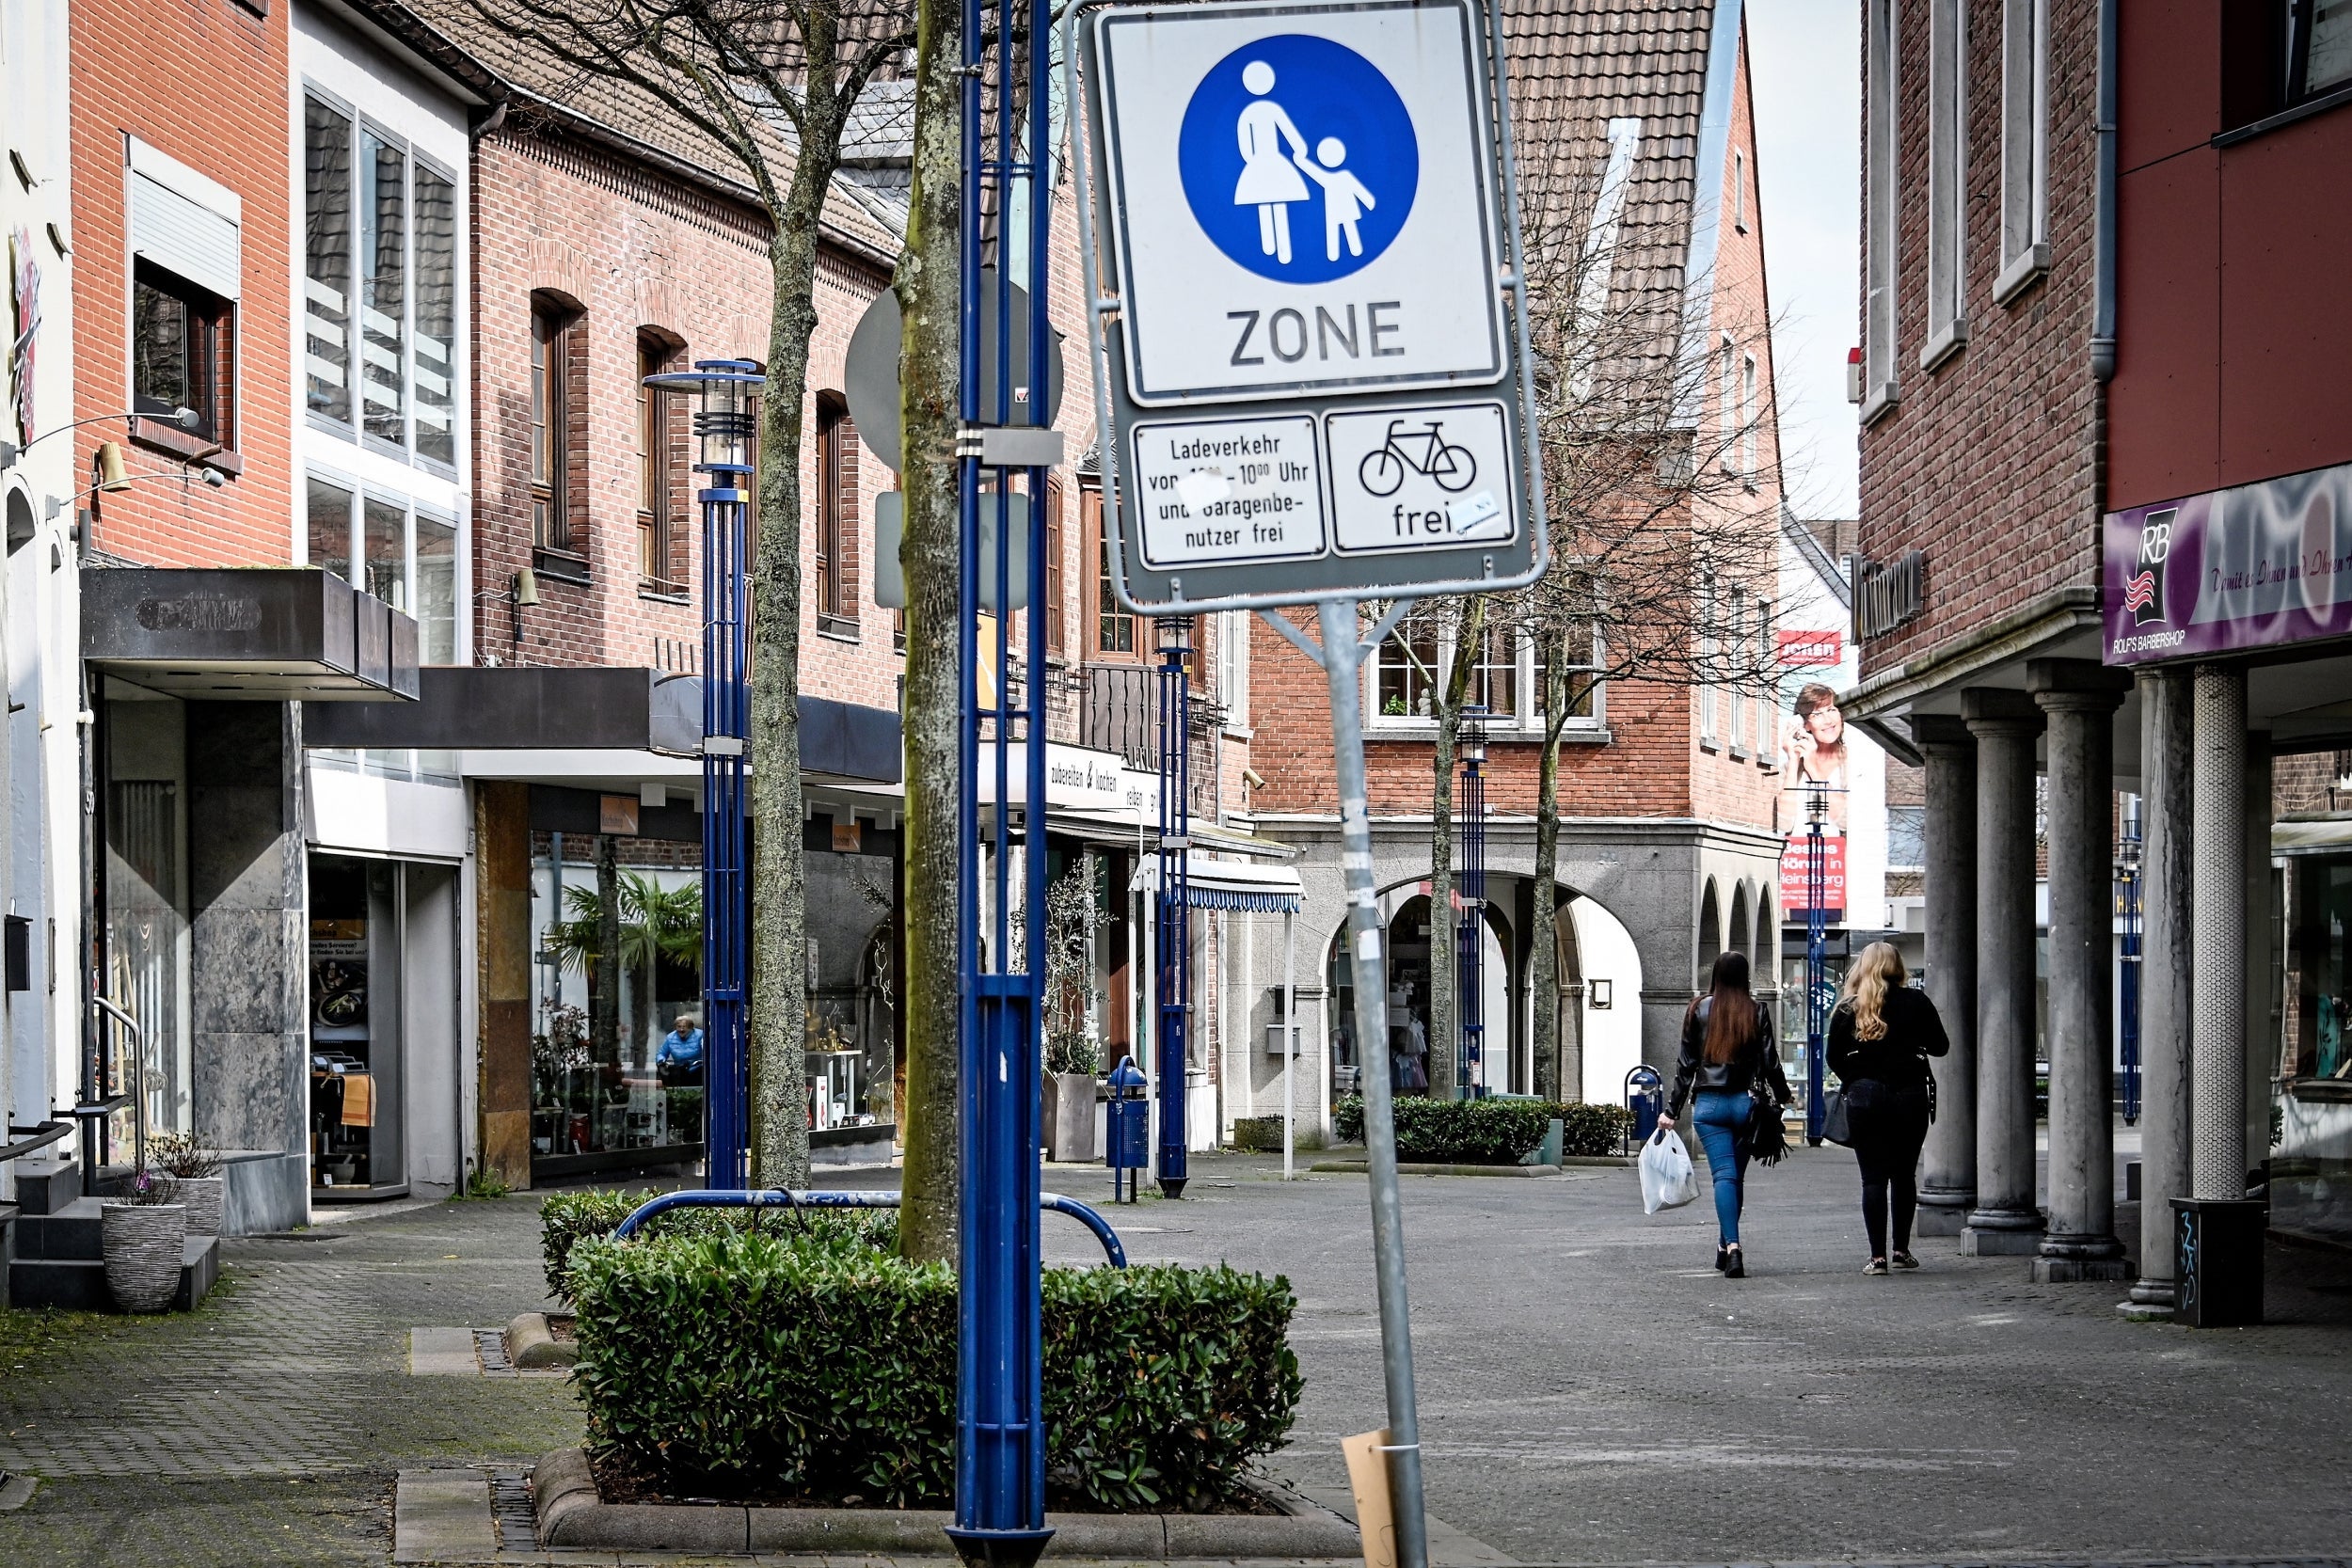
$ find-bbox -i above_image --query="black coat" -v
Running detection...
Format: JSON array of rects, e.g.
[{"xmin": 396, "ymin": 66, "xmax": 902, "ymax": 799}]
[
  {"xmin": 1826, "ymin": 986, "xmax": 1950, "ymax": 1094},
  {"xmin": 1667, "ymin": 995, "xmax": 1790, "ymax": 1117}
]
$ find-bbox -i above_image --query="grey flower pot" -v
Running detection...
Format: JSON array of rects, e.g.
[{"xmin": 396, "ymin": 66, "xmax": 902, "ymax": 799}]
[
  {"xmin": 102, "ymin": 1202, "xmax": 188, "ymax": 1313},
  {"xmin": 1045, "ymin": 1072, "xmax": 1098, "ymax": 1163},
  {"xmin": 165, "ymin": 1175, "xmax": 225, "ymax": 1236}
]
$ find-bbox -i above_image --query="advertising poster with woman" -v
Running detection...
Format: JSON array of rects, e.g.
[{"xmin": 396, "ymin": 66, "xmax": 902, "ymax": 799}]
[{"xmin": 1780, "ymin": 681, "xmax": 1848, "ymax": 921}]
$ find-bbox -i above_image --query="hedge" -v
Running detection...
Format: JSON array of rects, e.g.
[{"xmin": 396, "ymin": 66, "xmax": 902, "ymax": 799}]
[
  {"xmin": 567, "ymin": 1227, "xmax": 1299, "ymax": 1512},
  {"xmin": 539, "ymin": 1188, "xmax": 898, "ymax": 1303},
  {"xmin": 1330, "ymin": 1096, "xmax": 1635, "ymax": 1162}
]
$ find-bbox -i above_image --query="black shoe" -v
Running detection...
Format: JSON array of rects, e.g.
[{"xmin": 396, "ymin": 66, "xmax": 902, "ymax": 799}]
[
  {"xmin": 1863, "ymin": 1258, "xmax": 1890, "ymax": 1275},
  {"xmin": 1723, "ymin": 1246, "xmax": 1745, "ymax": 1279},
  {"xmin": 1891, "ymin": 1251, "xmax": 1919, "ymax": 1270},
  {"xmin": 1714, "ymin": 1245, "xmax": 1730, "ymax": 1272}
]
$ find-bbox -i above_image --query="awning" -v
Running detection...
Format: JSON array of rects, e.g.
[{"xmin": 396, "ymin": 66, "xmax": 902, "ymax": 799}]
[
  {"xmin": 85, "ymin": 566, "xmax": 419, "ymax": 700},
  {"xmin": 2276, "ymin": 815, "xmax": 2352, "ymax": 856},
  {"xmin": 1135, "ymin": 857, "xmax": 1304, "ymax": 913}
]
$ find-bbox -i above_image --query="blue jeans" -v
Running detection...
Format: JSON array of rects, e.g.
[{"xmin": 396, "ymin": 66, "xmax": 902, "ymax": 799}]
[{"xmin": 1691, "ymin": 1089, "xmax": 1753, "ymax": 1245}]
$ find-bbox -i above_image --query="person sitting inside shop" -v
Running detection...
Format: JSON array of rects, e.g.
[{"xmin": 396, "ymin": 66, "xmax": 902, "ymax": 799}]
[{"xmin": 657, "ymin": 1016, "xmax": 706, "ymax": 1085}]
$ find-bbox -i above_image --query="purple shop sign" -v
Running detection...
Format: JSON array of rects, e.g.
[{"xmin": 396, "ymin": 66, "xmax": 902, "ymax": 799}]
[{"xmin": 2104, "ymin": 458, "xmax": 2352, "ymax": 666}]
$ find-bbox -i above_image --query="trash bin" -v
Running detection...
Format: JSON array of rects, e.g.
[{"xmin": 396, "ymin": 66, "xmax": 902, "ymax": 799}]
[
  {"xmin": 1104, "ymin": 1055, "xmax": 1148, "ymax": 1203},
  {"xmin": 1624, "ymin": 1065, "xmax": 1663, "ymax": 1154},
  {"xmin": 2172, "ymin": 1197, "xmax": 2265, "ymax": 1327}
]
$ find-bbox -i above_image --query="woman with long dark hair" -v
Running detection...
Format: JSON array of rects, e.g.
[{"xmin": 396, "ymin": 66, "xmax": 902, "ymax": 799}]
[
  {"xmin": 1828, "ymin": 941, "xmax": 1949, "ymax": 1274},
  {"xmin": 1658, "ymin": 951, "xmax": 1788, "ymax": 1278}
]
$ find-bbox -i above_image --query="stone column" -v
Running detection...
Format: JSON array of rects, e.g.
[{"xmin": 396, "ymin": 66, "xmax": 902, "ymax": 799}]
[
  {"xmin": 2028, "ymin": 660, "xmax": 2132, "ymax": 1281},
  {"xmin": 2191, "ymin": 667, "xmax": 2247, "ymax": 1199},
  {"xmin": 475, "ymin": 780, "xmax": 535, "ymax": 1190},
  {"xmin": 2127, "ymin": 669, "xmax": 2194, "ymax": 1313},
  {"xmin": 1962, "ymin": 688, "xmax": 2045, "ymax": 1254},
  {"xmin": 1914, "ymin": 715, "xmax": 1978, "ymax": 1236}
]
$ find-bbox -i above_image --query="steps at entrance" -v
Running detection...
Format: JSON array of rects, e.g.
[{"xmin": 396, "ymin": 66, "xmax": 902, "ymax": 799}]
[
  {"xmin": 13, "ymin": 1196, "xmax": 105, "ymax": 1259},
  {"xmin": 12, "ymin": 1160, "xmax": 83, "ymax": 1215},
  {"xmin": 8, "ymin": 1234, "xmax": 220, "ymax": 1312}
]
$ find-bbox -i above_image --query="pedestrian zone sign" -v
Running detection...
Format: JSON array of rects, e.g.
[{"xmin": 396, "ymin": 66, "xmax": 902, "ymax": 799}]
[{"xmin": 1077, "ymin": 0, "xmax": 1547, "ymax": 613}]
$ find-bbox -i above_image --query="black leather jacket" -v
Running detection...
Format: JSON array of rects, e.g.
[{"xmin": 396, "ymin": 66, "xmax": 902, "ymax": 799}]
[{"xmin": 1667, "ymin": 995, "xmax": 1790, "ymax": 1117}]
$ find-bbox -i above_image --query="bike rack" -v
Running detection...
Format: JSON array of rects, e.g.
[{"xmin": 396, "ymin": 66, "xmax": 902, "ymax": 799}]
[{"xmin": 610, "ymin": 1188, "xmax": 1129, "ymax": 1269}]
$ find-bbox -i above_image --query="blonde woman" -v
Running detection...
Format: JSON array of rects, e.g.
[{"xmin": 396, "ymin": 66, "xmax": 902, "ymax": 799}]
[{"xmin": 1828, "ymin": 942, "xmax": 1949, "ymax": 1274}]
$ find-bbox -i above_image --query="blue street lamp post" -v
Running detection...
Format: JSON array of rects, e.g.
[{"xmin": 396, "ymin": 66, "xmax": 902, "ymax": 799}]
[
  {"xmin": 1155, "ymin": 614, "xmax": 1192, "ymax": 1196},
  {"xmin": 642, "ymin": 359, "xmax": 761, "ymax": 1188},
  {"xmin": 1456, "ymin": 707, "xmax": 1487, "ymax": 1098},
  {"xmin": 948, "ymin": 0, "xmax": 1055, "ymax": 1558},
  {"xmin": 1804, "ymin": 780, "xmax": 1830, "ymax": 1145}
]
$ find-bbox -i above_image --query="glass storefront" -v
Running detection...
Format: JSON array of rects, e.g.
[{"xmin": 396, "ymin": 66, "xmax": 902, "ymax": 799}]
[{"xmin": 2278, "ymin": 849, "xmax": 2352, "ymax": 1248}]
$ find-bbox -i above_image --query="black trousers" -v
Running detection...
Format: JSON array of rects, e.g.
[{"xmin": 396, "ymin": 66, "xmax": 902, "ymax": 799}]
[{"xmin": 1848, "ymin": 1083, "xmax": 1931, "ymax": 1257}]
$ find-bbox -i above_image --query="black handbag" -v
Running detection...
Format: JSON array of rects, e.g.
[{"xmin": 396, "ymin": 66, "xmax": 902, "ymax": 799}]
[
  {"xmin": 1745, "ymin": 1033, "xmax": 1790, "ymax": 1166},
  {"xmin": 1820, "ymin": 1087, "xmax": 1853, "ymax": 1146}
]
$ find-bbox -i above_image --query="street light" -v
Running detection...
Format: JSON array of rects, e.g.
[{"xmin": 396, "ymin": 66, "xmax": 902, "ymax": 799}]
[
  {"xmin": 1802, "ymin": 779, "xmax": 1832, "ymax": 1145},
  {"xmin": 642, "ymin": 357, "xmax": 765, "ymax": 1188},
  {"xmin": 1154, "ymin": 613, "xmax": 1193, "ymax": 1196},
  {"xmin": 1456, "ymin": 705, "xmax": 1487, "ymax": 1098}
]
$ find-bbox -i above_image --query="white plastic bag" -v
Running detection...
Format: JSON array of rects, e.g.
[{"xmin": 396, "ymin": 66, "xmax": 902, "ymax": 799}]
[{"xmin": 1639, "ymin": 1128, "xmax": 1699, "ymax": 1214}]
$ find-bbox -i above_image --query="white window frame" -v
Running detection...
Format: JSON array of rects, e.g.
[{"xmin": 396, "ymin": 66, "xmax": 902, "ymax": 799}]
[
  {"xmin": 1727, "ymin": 588, "xmax": 1751, "ymax": 757},
  {"xmin": 1218, "ymin": 609, "xmax": 1250, "ymax": 732},
  {"xmin": 1539, "ymin": 625, "xmax": 1608, "ymax": 734},
  {"xmin": 1922, "ymin": 0, "xmax": 1970, "ymax": 371},
  {"xmin": 1719, "ymin": 335, "xmax": 1739, "ymax": 472},
  {"xmin": 1731, "ymin": 147, "xmax": 1747, "ymax": 233},
  {"xmin": 1862, "ymin": 0, "xmax": 1900, "ymax": 421},
  {"xmin": 1995, "ymin": 0, "xmax": 2051, "ymax": 302},
  {"xmin": 1364, "ymin": 609, "xmax": 1562, "ymax": 736},
  {"xmin": 1755, "ymin": 598, "xmax": 1779, "ymax": 770},
  {"xmin": 1697, "ymin": 572, "xmax": 1722, "ymax": 750}
]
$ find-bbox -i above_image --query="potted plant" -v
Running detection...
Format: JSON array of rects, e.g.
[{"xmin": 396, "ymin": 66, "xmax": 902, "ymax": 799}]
[
  {"xmin": 1040, "ymin": 860, "xmax": 1102, "ymax": 1162},
  {"xmin": 149, "ymin": 1130, "xmax": 227, "ymax": 1235},
  {"xmin": 103, "ymin": 1171, "xmax": 188, "ymax": 1313}
]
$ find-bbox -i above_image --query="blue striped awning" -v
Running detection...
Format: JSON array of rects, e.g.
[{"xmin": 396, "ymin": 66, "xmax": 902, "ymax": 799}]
[{"xmin": 1139, "ymin": 860, "xmax": 1304, "ymax": 914}]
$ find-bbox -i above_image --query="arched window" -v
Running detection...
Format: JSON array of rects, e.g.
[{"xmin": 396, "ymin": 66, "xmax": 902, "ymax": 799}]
[{"xmin": 1697, "ymin": 880, "xmax": 1722, "ymax": 990}]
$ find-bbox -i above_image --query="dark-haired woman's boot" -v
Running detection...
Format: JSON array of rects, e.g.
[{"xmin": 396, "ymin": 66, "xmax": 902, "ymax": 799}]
[
  {"xmin": 1723, "ymin": 1244, "xmax": 1744, "ymax": 1279},
  {"xmin": 1714, "ymin": 1244, "xmax": 1730, "ymax": 1272}
]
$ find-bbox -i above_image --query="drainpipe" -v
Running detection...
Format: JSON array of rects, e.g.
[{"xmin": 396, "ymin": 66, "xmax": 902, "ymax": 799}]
[{"xmin": 2090, "ymin": 0, "xmax": 2119, "ymax": 382}]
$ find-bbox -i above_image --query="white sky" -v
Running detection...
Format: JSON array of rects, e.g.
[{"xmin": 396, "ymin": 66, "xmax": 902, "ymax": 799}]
[{"xmin": 1748, "ymin": 0, "xmax": 1861, "ymax": 522}]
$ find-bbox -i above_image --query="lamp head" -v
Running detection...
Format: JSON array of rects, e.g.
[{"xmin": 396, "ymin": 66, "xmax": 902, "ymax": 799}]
[
  {"xmin": 1459, "ymin": 705, "xmax": 1488, "ymax": 766},
  {"xmin": 514, "ymin": 566, "xmax": 541, "ymax": 608},
  {"xmin": 1154, "ymin": 613, "xmax": 1191, "ymax": 657},
  {"xmin": 199, "ymin": 467, "xmax": 226, "ymax": 489},
  {"xmin": 93, "ymin": 442, "xmax": 130, "ymax": 493},
  {"xmin": 173, "ymin": 405, "xmax": 201, "ymax": 431}
]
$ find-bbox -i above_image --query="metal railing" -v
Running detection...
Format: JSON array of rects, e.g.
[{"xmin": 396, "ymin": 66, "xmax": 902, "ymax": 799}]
[
  {"xmin": 1071, "ymin": 663, "xmax": 1223, "ymax": 814},
  {"xmin": 610, "ymin": 1187, "xmax": 1128, "ymax": 1267},
  {"xmin": 90, "ymin": 993, "xmax": 148, "ymax": 1180}
]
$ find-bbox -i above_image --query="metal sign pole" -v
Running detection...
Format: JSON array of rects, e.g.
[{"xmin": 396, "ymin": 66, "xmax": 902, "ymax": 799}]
[
  {"xmin": 1313, "ymin": 597, "xmax": 1429, "ymax": 1568},
  {"xmin": 948, "ymin": 0, "xmax": 1054, "ymax": 1556},
  {"xmin": 1804, "ymin": 785, "xmax": 1828, "ymax": 1145},
  {"xmin": 1156, "ymin": 619, "xmax": 1192, "ymax": 1196},
  {"xmin": 1282, "ymin": 907, "xmax": 1297, "ymax": 1180}
]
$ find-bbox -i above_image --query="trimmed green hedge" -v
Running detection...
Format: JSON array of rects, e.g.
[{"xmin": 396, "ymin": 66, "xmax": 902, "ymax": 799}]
[
  {"xmin": 568, "ymin": 1228, "xmax": 1299, "ymax": 1512},
  {"xmin": 1330, "ymin": 1096, "xmax": 1635, "ymax": 1162},
  {"xmin": 539, "ymin": 1189, "xmax": 898, "ymax": 1303}
]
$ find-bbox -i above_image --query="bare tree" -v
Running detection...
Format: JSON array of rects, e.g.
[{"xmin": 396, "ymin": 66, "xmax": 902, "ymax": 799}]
[{"xmin": 441, "ymin": 0, "xmax": 916, "ymax": 1186}]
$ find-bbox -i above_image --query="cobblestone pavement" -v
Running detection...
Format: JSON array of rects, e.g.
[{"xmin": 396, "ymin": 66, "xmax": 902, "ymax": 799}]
[
  {"xmin": 0, "ymin": 1193, "xmax": 581, "ymax": 1567},
  {"xmin": 3, "ymin": 1148, "xmax": 2348, "ymax": 1567},
  {"xmin": 1025, "ymin": 1147, "xmax": 2352, "ymax": 1567}
]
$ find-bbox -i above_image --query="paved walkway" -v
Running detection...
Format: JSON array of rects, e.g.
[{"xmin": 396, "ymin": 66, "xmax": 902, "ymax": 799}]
[{"xmin": 0, "ymin": 1147, "xmax": 2347, "ymax": 1565}]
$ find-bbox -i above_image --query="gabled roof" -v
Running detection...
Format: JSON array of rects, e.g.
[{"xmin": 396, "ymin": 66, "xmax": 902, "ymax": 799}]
[{"xmin": 385, "ymin": 0, "xmax": 905, "ymax": 266}]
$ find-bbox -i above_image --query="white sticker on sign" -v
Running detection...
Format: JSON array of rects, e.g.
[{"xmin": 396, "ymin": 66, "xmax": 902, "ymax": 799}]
[
  {"xmin": 1131, "ymin": 414, "xmax": 1328, "ymax": 568},
  {"xmin": 1324, "ymin": 402, "xmax": 1518, "ymax": 554}
]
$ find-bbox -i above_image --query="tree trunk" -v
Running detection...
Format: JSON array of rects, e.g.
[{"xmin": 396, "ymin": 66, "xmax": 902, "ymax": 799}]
[
  {"xmin": 894, "ymin": 0, "xmax": 964, "ymax": 1264},
  {"xmin": 595, "ymin": 835, "xmax": 622, "ymax": 1069},
  {"xmin": 1423, "ymin": 598, "xmax": 1484, "ymax": 1102},
  {"xmin": 1530, "ymin": 628, "xmax": 1568, "ymax": 1102},
  {"xmin": 745, "ymin": 97, "xmax": 850, "ymax": 1190}
]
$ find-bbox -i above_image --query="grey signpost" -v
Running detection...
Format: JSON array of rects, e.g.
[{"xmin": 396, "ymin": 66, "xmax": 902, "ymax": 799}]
[{"xmin": 1064, "ymin": 5, "xmax": 1544, "ymax": 1564}]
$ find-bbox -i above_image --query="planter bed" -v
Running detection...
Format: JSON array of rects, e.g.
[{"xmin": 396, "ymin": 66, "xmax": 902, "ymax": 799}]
[
  {"xmin": 532, "ymin": 1448, "xmax": 1361, "ymax": 1558},
  {"xmin": 1310, "ymin": 1157, "xmax": 1563, "ymax": 1178}
]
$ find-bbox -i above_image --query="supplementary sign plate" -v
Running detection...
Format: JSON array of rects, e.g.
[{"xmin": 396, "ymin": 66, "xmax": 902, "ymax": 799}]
[
  {"xmin": 1324, "ymin": 402, "xmax": 1516, "ymax": 553},
  {"xmin": 1131, "ymin": 414, "xmax": 1327, "ymax": 568}
]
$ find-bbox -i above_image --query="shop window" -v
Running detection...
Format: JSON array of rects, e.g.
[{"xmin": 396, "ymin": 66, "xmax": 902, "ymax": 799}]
[
  {"xmin": 815, "ymin": 392, "xmax": 858, "ymax": 637},
  {"xmin": 133, "ymin": 263, "xmax": 232, "ymax": 445},
  {"xmin": 307, "ymin": 473, "xmax": 460, "ymax": 664}
]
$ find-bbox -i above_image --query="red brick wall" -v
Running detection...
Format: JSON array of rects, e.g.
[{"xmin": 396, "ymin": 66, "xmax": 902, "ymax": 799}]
[
  {"xmin": 72, "ymin": 0, "xmax": 294, "ymax": 567},
  {"xmin": 1854, "ymin": 0, "xmax": 2102, "ymax": 679}
]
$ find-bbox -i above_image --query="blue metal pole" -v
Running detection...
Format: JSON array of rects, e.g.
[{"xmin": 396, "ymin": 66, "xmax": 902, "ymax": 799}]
[
  {"xmin": 691, "ymin": 363, "xmax": 757, "ymax": 1191},
  {"xmin": 1155, "ymin": 622, "xmax": 1191, "ymax": 1196},
  {"xmin": 1804, "ymin": 801, "xmax": 1827, "ymax": 1144},
  {"xmin": 948, "ymin": 0, "xmax": 1053, "ymax": 1556},
  {"xmin": 1455, "ymin": 713, "xmax": 1485, "ymax": 1097}
]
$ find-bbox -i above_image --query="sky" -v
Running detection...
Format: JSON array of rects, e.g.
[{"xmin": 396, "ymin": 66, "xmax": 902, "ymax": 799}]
[{"xmin": 1748, "ymin": 0, "xmax": 1862, "ymax": 523}]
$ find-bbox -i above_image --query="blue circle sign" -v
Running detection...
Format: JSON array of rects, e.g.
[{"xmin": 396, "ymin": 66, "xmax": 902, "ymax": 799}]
[{"xmin": 1177, "ymin": 35, "xmax": 1420, "ymax": 285}]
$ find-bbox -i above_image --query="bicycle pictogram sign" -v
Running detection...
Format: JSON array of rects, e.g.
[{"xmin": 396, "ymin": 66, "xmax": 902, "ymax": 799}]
[{"xmin": 1359, "ymin": 418, "xmax": 1476, "ymax": 497}]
